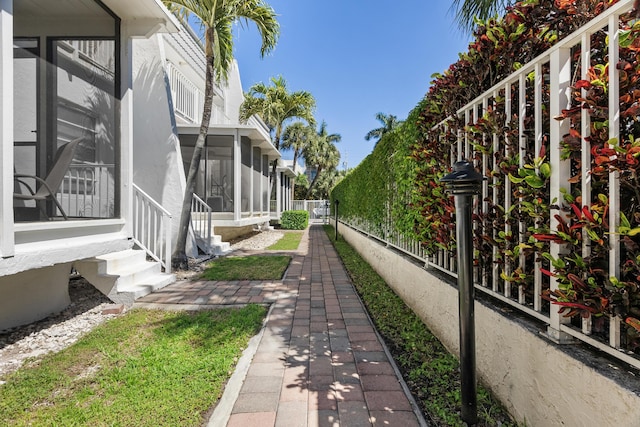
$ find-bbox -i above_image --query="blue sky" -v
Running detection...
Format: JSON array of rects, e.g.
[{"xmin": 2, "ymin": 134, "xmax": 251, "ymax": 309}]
[{"xmin": 231, "ymin": 1, "xmax": 473, "ymax": 169}]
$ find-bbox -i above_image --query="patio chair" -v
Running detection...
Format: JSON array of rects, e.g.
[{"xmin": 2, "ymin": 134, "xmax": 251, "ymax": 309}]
[{"xmin": 13, "ymin": 137, "xmax": 83, "ymax": 220}]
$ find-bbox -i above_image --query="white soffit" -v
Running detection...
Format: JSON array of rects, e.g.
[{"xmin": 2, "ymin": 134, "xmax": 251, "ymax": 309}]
[
  {"xmin": 103, "ymin": 0, "xmax": 179, "ymax": 35},
  {"xmin": 16, "ymin": 0, "xmax": 178, "ymax": 35}
]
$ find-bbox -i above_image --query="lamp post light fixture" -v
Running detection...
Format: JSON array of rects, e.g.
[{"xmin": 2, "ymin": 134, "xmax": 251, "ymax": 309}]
[
  {"xmin": 440, "ymin": 159, "xmax": 484, "ymax": 426},
  {"xmin": 334, "ymin": 199, "xmax": 340, "ymax": 241},
  {"xmin": 325, "ymin": 200, "xmax": 329, "ymax": 225}
]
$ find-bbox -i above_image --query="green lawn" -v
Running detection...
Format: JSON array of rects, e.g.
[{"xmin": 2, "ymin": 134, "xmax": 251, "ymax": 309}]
[
  {"xmin": 323, "ymin": 225, "xmax": 515, "ymax": 427},
  {"xmin": 201, "ymin": 255, "xmax": 291, "ymax": 281},
  {"xmin": 0, "ymin": 305, "xmax": 267, "ymax": 427},
  {"xmin": 267, "ymin": 231, "xmax": 303, "ymax": 250}
]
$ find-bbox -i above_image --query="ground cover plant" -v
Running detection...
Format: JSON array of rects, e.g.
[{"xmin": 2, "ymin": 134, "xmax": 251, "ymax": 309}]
[
  {"xmin": 0, "ymin": 305, "xmax": 267, "ymax": 426},
  {"xmin": 280, "ymin": 210, "xmax": 309, "ymax": 230},
  {"xmin": 324, "ymin": 225, "xmax": 515, "ymax": 426},
  {"xmin": 267, "ymin": 231, "xmax": 303, "ymax": 250},
  {"xmin": 201, "ymin": 255, "xmax": 291, "ymax": 281}
]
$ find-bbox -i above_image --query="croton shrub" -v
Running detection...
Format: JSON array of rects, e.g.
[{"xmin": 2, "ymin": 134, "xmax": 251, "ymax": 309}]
[{"xmin": 335, "ymin": 0, "xmax": 640, "ymax": 354}]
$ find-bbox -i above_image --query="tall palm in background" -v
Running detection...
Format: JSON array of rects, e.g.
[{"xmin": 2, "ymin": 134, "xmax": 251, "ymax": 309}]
[
  {"xmin": 281, "ymin": 121, "xmax": 315, "ymax": 199},
  {"xmin": 162, "ymin": 0, "xmax": 279, "ymax": 269},
  {"xmin": 364, "ymin": 112, "xmax": 402, "ymax": 146},
  {"xmin": 239, "ymin": 76, "xmax": 316, "ymax": 151},
  {"xmin": 451, "ymin": 0, "xmax": 511, "ymax": 33},
  {"xmin": 239, "ymin": 76, "xmax": 316, "ymax": 190},
  {"xmin": 307, "ymin": 168, "xmax": 345, "ymax": 200},
  {"xmin": 304, "ymin": 121, "xmax": 340, "ymax": 199}
]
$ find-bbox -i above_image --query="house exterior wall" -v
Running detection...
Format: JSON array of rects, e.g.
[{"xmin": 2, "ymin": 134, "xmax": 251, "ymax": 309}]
[
  {"xmin": 224, "ymin": 61, "xmax": 243, "ymax": 123},
  {"xmin": 135, "ymin": 20, "xmax": 278, "ymax": 244},
  {"xmin": 0, "ymin": 263, "xmax": 72, "ymax": 329},
  {"xmin": 0, "ymin": 0, "xmax": 176, "ymax": 330},
  {"xmin": 132, "ymin": 34, "xmax": 196, "ymax": 257},
  {"xmin": 337, "ymin": 222, "xmax": 640, "ymax": 426}
]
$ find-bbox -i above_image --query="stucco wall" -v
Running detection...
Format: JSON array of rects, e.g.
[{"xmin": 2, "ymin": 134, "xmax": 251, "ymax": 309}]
[
  {"xmin": 132, "ymin": 35, "xmax": 195, "ymax": 257},
  {"xmin": 337, "ymin": 222, "xmax": 640, "ymax": 427},
  {"xmin": 0, "ymin": 264, "xmax": 72, "ymax": 331},
  {"xmin": 215, "ymin": 225, "xmax": 255, "ymax": 242}
]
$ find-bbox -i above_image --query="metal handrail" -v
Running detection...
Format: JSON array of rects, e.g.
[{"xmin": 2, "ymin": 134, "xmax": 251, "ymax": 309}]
[
  {"xmin": 191, "ymin": 194, "xmax": 212, "ymax": 247},
  {"xmin": 132, "ymin": 184, "xmax": 172, "ymax": 273}
]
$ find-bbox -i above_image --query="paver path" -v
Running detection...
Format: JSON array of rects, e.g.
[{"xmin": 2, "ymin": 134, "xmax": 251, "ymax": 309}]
[{"xmin": 137, "ymin": 225, "xmax": 426, "ymax": 427}]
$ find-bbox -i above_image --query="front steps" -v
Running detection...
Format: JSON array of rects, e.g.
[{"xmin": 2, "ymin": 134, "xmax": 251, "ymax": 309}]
[
  {"xmin": 196, "ymin": 233, "xmax": 232, "ymax": 256},
  {"xmin": 75, "ymin": 249, "xmax": 175, "ymax": 306}
]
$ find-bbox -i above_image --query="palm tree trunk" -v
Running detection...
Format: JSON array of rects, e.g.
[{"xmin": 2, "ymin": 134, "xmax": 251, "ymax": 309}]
[
  {"xmin": 172, "ymin": 46, "xmax": 216, "ymax": 270},
  {"xmin": 305, "ymin": 165, "xmax": 323, "ymax": 199},
  {"xmin": 290, "ymin": 148, "xmax": 300, "ymax": 201},
  {"xmin": 268, "ymin": 127, "xmax": 283, "ymax": 207}
]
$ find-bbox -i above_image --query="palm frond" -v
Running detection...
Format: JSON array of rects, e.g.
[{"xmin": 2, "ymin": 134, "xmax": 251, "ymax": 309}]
[{"xmin": 450, "ymin": 0, "xmax": 511, "ymax": 33}]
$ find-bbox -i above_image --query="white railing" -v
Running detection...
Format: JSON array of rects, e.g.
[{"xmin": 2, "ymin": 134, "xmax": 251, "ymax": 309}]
[
  {"xmin": 59, "ymin": 164, "xmax": 115, "ymax": 218},
  {"xmin": 166, "ymin": 62, "xmax": 205, "ymax": 124},
  {"xmin": 342, "ymin": 1, "xmax": 640, "ymax": 370},
  {"xmin": 191, "ymin": 194, "xmax": 212, "ymax": 249},
  {"xmin": 132, "ymin": 184, "xmax": 173, "ymax": 273},
  {"xmin": 58, "ymin": 40, "xmax": 115, "ymax": 75},
  {"xmin": 166, "ymin": 62, "xmax": 231, "ymax": 125}
]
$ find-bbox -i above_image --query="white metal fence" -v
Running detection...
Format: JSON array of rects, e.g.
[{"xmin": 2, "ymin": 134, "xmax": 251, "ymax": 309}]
[
  {"xmin": 292, "ymin": 199, "xmax": 329, "ymax": 221},
  {"xmin": 341, "ymin": 1, "xmax": 640, "ymax": 370}
]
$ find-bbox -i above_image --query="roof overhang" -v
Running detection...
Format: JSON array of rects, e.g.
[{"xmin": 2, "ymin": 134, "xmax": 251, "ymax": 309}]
[
  {"xmin": 15, "ymin": 0, "xmax": 179, "ymax": 37},
  {"xmin": 104, "ymin": 0, "xmax": 179, "ymax": 36},
  {"xmin": 177, "ymin": 122, "xmax": 280, "ymax": 159},
  {"xmin": 277, "ymin": 159, "xmax": 303, "ymax": 178}
]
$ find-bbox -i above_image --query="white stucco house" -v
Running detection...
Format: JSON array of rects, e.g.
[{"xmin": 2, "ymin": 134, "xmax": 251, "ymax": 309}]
[
  {"xmin": 133, "ymin": 22, "xmax": 281, "ymax": 247},
  {"xmin": 1, "ymin": 0, "xmax": 286, "ymax": 331},
  {"xmin": 272, "ymin": 158, "xmax": 302, "ymax": 220}
]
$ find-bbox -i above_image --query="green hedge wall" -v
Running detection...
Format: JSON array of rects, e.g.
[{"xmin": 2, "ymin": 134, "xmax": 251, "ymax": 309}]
[{"xmin": 331, "ymin": 99, "xmax": 446, "ymax": 252}]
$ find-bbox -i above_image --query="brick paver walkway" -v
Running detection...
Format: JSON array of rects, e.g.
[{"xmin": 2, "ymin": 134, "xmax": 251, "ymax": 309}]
[{"xmin": 137, "ymin": 225, "xmax": 425, "ymax": 427}]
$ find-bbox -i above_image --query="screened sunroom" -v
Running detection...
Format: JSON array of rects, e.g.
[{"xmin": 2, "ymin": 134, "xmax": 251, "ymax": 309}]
[
  {"xmin": 1, "ymin": 0, "xmax": 177, "ymax": 264},
  {"xmin": 12, "ymin": 0, "xmax": 121, "ymax": 223},
  {"xmin": 178, "ymin": 116, "xmax": 278, "ymax": 230}
]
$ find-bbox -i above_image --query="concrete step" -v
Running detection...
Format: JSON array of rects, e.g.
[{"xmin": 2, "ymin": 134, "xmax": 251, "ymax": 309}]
[
  {"xmin": 212, "ymin": 242, "xmax": 231, "ymax": 256},
  {"xmin": 75, "ymin": 249, "xmax": 175, "ymax": 306},
  {"xmin": 110, "ymin": 272, "xmax": 176, "ymax": 306},
  {"xmin": 196, "ymin": 234, "xmax": 230, "ymax": 256}
]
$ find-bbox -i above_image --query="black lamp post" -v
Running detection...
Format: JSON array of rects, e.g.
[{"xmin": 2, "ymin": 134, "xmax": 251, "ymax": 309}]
[
  {"xmin": 334, "ymin": 199, "xmax": 340, "ymax": 241},
  {"xmin": 325, "ymin": 200, "xmax": 329, "ymax": 225},
  {"xmin": 440, "ymin": 159, "xmax": 484, "ymax": 426}
]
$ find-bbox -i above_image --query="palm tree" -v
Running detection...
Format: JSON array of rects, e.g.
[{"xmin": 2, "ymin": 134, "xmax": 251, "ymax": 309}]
[
  {"xmin": 308, "ymin": 168, "xmax": 345, "ymax": 200},
  {"xmin": 364, "ymin": 112, "xmax": 402, "ymax": 145},
  {"xmin": 281, "ymin": 121, "xmax": 315, "ymax": 198},
  {"xmin": 239, "ymin": 76, "xmax": 316, "ymax": 193},
  {"xmin": 303, "ymin": 121, "xmax": 341, "ymax": 199},
  {"xmin": 451, "ymin": 0, "xmax": 511, "ymax": 33},
  {"xmin": 162, "ymin": 0, "xmax": 279, "ymax": 269}
]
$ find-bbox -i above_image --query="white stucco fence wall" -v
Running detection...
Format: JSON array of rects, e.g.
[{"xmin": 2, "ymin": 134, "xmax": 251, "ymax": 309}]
[{"xmin": 335, "ymin": 221, "xmax": 640, "ymax": 426}]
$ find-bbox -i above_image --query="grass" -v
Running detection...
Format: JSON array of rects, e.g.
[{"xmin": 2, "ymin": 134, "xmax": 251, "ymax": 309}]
[
  {"xmin": 0, "ymin": 305, "xmax": 267, "ymax": 427},
  {"xmin": 267, "ymin": 231, "xmax": 303, "ymax": 250},
  {"xmin": 201, "ymin": 255, "xmax": 291, "ymax": 281},
  {"xmin": 323, "ymin": 225, "xmax": 515, "ymax": 427}
]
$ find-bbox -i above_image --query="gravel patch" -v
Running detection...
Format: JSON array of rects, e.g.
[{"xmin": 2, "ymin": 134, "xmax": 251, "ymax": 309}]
[
  {"xmin": 230, "ymin": 230, "xmax": 284, "ymax": 251},
  {"xmin": 0, "ymin": 277, "xmax": 117, "ymax": 380}
]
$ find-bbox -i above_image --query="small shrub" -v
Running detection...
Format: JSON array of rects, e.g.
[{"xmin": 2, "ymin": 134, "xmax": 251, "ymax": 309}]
[{"xmin": 280, "ymin": 210, "xmax": 309, "ymax": 230}]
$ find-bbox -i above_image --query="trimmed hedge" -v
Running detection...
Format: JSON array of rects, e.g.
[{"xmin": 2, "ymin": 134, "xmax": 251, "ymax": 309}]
[{"xmin": 280, "ymin": 210, "xmax": 309, "ymax": 230}]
